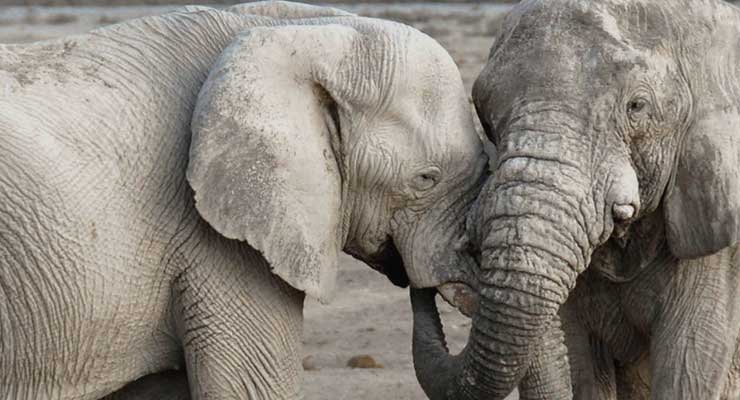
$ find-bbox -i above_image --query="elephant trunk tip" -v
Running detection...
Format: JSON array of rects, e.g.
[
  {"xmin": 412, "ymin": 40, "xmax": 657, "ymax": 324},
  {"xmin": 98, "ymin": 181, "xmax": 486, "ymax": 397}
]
[
  {"xmin": 438, "ymin": 282, "xmax": 479, "ymax": 317},
  {"xmin": 411, "ymin": 288, "xmax": 463, "ymax": 400}
]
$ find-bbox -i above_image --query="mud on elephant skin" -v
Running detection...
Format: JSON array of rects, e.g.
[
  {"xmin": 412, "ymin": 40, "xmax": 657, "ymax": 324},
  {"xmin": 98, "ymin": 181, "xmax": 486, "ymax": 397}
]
[
  {"xmin": 411, "ymin": 0, "xmax": 740, "ymax": 399},
  {"xmin": 0, "ymin": 2, "xmax": 487, "ymax": 399}
]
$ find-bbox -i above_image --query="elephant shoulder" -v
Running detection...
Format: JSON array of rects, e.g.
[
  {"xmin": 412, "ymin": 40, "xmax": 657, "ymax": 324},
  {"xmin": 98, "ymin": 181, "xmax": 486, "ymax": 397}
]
[{"xmin": 224, "ymin": 1, "xmax": 354, "ymax": 19}]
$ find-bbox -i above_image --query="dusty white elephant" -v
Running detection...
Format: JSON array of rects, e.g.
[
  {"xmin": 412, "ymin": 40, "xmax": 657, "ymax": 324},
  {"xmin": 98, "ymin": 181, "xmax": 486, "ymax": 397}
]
[
  {"xmin": 0, "ymin": 2, "xmax": 486, "ymax": 399},
  {"xmin": 411, "ymin": 0, "xmax": 740, "ymax": 399}
]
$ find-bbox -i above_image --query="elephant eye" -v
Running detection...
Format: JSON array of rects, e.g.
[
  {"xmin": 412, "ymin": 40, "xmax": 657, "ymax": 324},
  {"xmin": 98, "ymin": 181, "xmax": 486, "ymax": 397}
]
[
  {"xmin": 412, "ymin": 167, "xmax": 441, "ymax": 192},
  {"xmin": 626, "ymin": 98, "xmax": 649, "ymax": 118}
]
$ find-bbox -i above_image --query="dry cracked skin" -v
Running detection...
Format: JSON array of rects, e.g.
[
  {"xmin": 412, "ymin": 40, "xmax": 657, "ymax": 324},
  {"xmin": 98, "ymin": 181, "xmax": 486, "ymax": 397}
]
[{"xmin": 0, "ymin": 3, "xmax": 515, "ymax": 399}]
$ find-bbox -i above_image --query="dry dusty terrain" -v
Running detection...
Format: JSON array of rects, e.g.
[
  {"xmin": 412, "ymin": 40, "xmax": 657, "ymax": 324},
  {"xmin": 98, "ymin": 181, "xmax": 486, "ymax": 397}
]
[{"xmin": 0, "ymin": 3, "xmax": 516, "ymax": 399}]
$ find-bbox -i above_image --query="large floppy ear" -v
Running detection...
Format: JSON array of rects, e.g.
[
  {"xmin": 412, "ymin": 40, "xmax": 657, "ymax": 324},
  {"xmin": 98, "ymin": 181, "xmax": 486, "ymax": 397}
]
[
  {"xmin": 664, "ymin": 111, "xmax": 740, "ymax": 259},
  {"xmin": 187, "ymin": 25, "xmax": 359, "ymax": 302},
  {"xmin": 663, "ymin": 11, "xmax": 740, "ymax": 259}
]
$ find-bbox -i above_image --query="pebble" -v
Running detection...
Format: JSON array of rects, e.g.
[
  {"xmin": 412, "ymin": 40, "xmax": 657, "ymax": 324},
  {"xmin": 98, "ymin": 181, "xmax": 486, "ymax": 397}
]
[
  {"xmin": 347, "ymin": 355, "xmax": 384, "ymax": 369},
  {"xmin": 302, "ymin": 355, "xmax": 318, "ymax": 371}
]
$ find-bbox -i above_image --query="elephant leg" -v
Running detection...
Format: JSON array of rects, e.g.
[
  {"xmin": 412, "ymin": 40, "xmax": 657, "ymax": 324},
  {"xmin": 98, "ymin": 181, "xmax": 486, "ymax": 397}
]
[
  {"xmin": 720, "ymin": 338, "xmax": 740, "ymax": 400},
  {"xmin": 518, "ymin": 315, "xmax": 573, "ymax": 400},
  {"xmin": 174, "ymin": 243, "xmax": 305, "ymax": 400},
  {"xmin": 615, "ymin": 355, "xmax": 650, "ymax": 400},
  {"xmin": 560, "ymin": 299, "xmax": 617, "ymax": 400},
  {"xmin": 649, "ymin": 263, "xmax": 735, "ymax": 400},
  {"xmin": 100, "ymin": 370, "xmax": 191, "ymax": 400}
]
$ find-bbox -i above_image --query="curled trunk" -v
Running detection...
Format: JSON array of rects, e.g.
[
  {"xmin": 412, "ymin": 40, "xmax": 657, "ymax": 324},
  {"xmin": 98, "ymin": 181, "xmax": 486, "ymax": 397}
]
[
  {"xmin": 413, "ymin": 153, "xmax": 597, "ymax": 399},
  {"xmin": 411, "ymin": 288, "xmax": 462, "ymax": 400}
]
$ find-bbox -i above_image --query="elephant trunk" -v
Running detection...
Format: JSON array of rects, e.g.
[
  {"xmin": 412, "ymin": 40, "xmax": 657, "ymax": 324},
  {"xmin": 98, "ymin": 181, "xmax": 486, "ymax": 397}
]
[
  {"xmin": 411, "ymin": 288, "xmax": 463, "ymax": 400},
  {"xmin": 413, "ymin": 148, "xmax": 598, "ymax": 399},
  {"xmin": 472, "ymin": 177, "xmax": 590, "ymax": 391}
]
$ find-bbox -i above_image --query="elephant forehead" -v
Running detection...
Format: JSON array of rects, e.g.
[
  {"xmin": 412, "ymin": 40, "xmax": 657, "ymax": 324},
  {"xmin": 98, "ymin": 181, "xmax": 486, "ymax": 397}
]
[
  {"xmin": 511, "ymin": 0, "xmax": 672, "ymax": 49},
  {"xmin": 404, "ymin": 36, "xmax": 462, "ymax": 91},
  {"xmin": 485, "ymin": 2, "xmax": 667, "ymax": 104},
  {"xmin": 391, "ymin": 103, "xmax": 478, "ymax": 154}
]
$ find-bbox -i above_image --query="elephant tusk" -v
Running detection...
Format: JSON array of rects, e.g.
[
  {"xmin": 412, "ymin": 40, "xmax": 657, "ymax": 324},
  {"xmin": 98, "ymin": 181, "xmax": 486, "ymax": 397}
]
[{"xmin": 613, "ymin": 203, "xmax": 636, "ymax": 221}]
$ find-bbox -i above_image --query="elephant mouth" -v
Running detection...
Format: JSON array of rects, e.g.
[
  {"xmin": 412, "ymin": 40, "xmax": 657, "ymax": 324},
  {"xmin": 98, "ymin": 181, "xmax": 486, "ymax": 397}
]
[
  {"xmin": 437, "ymin": 282, "xmax": 478, "ymax": 317},
  {"xmin": 366, "ymin": 239, "xmax": 410, "ymax": 288}
]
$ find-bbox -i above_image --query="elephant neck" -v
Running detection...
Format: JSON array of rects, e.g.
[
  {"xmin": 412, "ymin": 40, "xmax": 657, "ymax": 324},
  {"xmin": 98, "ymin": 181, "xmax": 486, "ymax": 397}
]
[
  {"xmin": 24, "ymin": 10, "xmax": 282, "ymax": 189},
  {"xmin": 591, "ymin": 212, "xmax": 675, "ymax": 283}
]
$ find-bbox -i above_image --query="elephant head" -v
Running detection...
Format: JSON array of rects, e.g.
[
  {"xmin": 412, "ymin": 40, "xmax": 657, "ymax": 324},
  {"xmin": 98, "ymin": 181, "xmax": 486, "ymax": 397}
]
[
  {"xmin": 186, "ymin": 19, "xmax": 487, "ymax": 304},
  {"xmin": 411, "ymin": 0, "xmax": 740, "ymax": 398}
]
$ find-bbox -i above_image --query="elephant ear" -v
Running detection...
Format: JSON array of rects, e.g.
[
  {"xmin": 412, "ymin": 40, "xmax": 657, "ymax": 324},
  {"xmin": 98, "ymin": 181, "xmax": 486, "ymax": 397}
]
[
  {"xmin": 663, "ymin": 13, "xmax": 740, "ymax": 260},
  {"xmin": 187, "ymin": 25, "xmax": 357, "ymax": 302},
  {"xmin": 664, "ymin": 110, "xmax": 740, "ymax": 259}
]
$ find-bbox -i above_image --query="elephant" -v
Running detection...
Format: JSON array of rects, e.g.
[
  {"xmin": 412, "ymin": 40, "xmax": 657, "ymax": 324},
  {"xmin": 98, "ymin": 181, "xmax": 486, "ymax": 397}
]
[
  {"xmin": 409, "ymin": 0, "xmax": 740, "ymax": 399},
  {"xmin": 0, "ymin": 2, "xmax": 488, "ymax": 399}
]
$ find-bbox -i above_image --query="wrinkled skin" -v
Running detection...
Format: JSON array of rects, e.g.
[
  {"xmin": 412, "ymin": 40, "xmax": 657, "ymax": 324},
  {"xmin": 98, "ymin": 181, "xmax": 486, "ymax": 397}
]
[
  {"xmin": 411, "ymin": 0, "xmax": 740, "ymax": 399},
  {"xmin": 0, "ymin": 2, "xmax": 485, "ymax": 399}
]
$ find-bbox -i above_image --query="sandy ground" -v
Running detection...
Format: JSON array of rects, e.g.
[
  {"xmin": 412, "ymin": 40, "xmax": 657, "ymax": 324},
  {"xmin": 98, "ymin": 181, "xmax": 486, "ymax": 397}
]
[{"xmin": 0, "ymin": 4, "xmax": 516, "ymax": 399}]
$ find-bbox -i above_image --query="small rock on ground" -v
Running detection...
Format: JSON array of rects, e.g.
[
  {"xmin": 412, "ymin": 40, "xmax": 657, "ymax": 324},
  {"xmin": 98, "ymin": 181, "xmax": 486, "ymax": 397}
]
[{"xmin": 347, "ymin": 355, "xmax": 384, "ymax": 369}]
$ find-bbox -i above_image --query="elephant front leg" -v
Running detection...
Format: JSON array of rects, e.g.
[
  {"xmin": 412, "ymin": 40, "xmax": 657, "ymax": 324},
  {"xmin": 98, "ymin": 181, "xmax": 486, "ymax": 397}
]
[
  {"xmin": 615, "ymin": 356, "xmax": 650, "ymax": 400},
  {"xmin": 649, "ymin": 261, "xmax": 735, "ymax": 400},
  {"xmin": 650, "ymin": 317, "xmax": 732, "ymax": 400},
  {"xmin": 174, "ymin": 247, "xmax": 305, "ymax": 400},
  {"xmin": 560, "ymin": 301, "xmax": 617, "ymax": 400}
]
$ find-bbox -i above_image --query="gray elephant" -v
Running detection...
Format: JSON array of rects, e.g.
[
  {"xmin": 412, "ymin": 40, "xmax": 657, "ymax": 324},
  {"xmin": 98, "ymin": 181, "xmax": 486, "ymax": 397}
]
[
  {"xmin": 410, "ymin": 0, "xmax": 740, "ymax": 399},
  {"xmin": 0, "ymin": 2, "xmax": 487, "ymax": 399}
]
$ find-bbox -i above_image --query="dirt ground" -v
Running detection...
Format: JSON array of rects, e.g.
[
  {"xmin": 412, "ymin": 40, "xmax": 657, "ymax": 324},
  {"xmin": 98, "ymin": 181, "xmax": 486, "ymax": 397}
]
[{"xmin": 0, "ymin": 4, "xmax": 516, "ymax": 399}]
